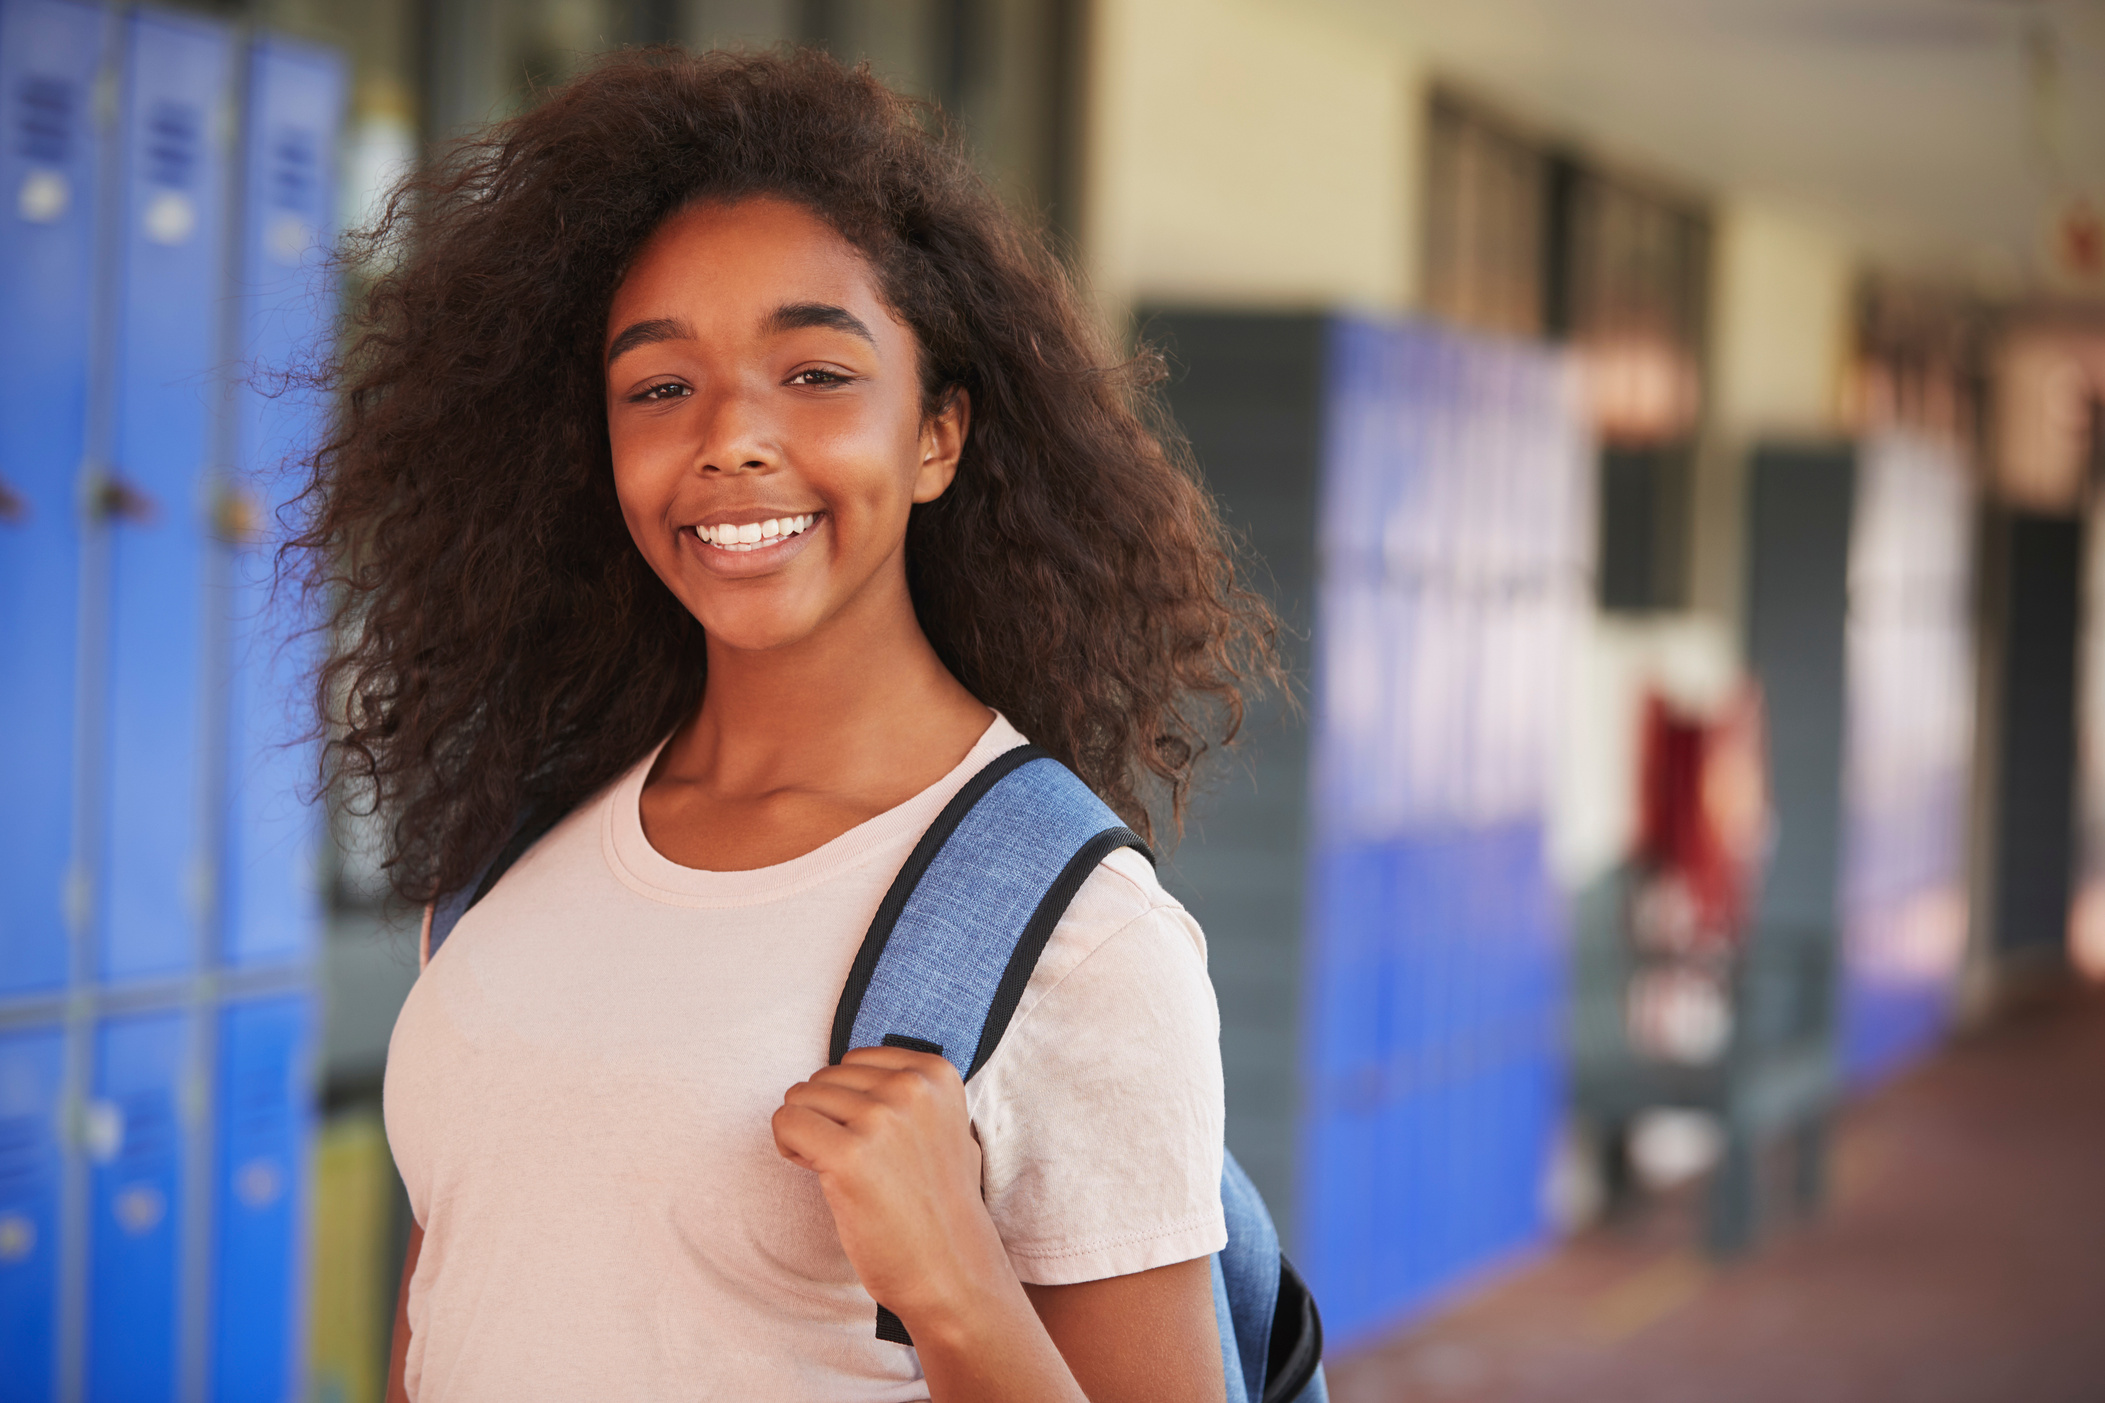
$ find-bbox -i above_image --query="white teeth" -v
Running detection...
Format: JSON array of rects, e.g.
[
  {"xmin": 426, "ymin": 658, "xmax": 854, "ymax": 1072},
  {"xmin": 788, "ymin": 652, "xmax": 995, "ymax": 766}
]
[{"xmin": 693, "ymin": 514, "xmax": 817, "ymax": 551}]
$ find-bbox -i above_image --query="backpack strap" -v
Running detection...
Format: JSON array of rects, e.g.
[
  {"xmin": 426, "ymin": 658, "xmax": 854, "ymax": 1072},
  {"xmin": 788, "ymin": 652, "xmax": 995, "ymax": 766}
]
[
  {"xmin": 829, "ymin": 745, "xmax": 1149, "ymax": 1083},
  {"xmin": 426, "ymin": 803, "xmax": 568, "ymax": 962},
  {"xmin": 829, "ymin": 744, "xmax": 1149, "ymax": 1346}
]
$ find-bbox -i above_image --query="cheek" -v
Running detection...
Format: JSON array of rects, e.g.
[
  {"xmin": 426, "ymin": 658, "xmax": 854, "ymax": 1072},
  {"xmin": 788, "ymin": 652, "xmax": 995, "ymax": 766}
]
[
  {"xmin": 607, "ymin": 435, "xmax": 683, "ymax": 562},
  {"xmin": 816, "ymin": 409, "xmax": 928, "ymax": 521},
  {"xmin": 609, "ymin": 403, "xmax": 675, "ymax": 491}
]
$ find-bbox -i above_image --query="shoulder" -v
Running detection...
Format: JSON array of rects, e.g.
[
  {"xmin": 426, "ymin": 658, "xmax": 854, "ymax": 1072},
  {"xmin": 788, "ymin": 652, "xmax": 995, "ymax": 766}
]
[
  {"xmin": 1019, "ymin": 847, "xmax": 1208, "ymax": 1013},
  {"xmin": 967, "ymin": 845, "xmax": 1227, "ymax": 1281},
  {"xmin": 976, "ymin": 845, "xmax": 1217, "ymax": 1088}
]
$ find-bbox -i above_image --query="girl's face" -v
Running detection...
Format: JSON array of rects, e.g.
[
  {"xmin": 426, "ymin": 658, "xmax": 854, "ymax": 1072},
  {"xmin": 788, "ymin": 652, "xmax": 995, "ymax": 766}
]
[{"xmin": 605, "ymin": 196, "xmax": 965, "ymax": 655}]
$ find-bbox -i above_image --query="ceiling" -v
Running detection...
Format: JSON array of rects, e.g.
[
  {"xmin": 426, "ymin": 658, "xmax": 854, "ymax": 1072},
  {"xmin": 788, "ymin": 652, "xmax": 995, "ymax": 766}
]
[{"xmin": 1330, "ymin": 0, "xmax": 2105, "ymax": 289}]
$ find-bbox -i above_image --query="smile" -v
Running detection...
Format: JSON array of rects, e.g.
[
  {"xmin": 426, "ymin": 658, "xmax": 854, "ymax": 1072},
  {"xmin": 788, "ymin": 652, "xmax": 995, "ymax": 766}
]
[{"xmin": 694, "ymin": 514, "xmax": 820, "ymax": 552}]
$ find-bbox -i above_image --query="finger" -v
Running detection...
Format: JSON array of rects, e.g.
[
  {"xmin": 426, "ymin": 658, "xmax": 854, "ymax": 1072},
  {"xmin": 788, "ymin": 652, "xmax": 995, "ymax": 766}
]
[
  {"xmin": 799, "ymin": 1063, "xmax": 898, "ymax": 1093},
  {"xmin": 840, "ymin": 1046, "xmax": 961, "ymax": 1083},
  {"xmin": 771, "ymin": 1103, "xmax": 855, "ymax": 1168},
  {"xmin": 794, "ymin": 1066, "xmax": 956, "ymax": 1129},
  {"xmin": 781, "ymin": 1080, "xmax": 885, "ymax": 1126}
]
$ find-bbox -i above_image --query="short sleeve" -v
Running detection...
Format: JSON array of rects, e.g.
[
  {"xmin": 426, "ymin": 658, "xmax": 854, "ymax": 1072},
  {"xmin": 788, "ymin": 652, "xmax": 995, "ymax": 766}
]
[{"xmin": 966, "ymin": 853, "xmax": 1228, "ymax": 1285}]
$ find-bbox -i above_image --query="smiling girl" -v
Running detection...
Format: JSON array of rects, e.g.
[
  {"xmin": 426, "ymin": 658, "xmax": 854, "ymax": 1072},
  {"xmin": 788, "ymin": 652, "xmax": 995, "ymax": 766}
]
[{"xmin": 300, "ymin": 48, "xmax": 1275, "ymax": 1403}]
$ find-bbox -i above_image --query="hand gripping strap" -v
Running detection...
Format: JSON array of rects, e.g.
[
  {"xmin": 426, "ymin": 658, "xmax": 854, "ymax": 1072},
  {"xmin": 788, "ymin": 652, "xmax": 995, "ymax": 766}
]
[{"xmin": 830, "ymin": 746, "xmax": 1151, "ymax": 1084}]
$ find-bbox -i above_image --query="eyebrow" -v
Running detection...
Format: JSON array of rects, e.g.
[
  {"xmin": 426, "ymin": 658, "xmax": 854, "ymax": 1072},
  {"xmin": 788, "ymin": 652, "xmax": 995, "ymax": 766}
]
[
  {"xmin": 605, "ymin": 302, "xmax": 878, "ymax": 367},
  {"xmin": 763, "ymin": 301, "xmax": 877, "ymax": 347},
  {"xmin": 606, "ymin": 317, "xmax": 694, "ymax": 365}
]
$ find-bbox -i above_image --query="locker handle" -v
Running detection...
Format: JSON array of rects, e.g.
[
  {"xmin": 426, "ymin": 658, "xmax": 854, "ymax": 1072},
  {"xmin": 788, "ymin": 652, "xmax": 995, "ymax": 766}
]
[
  {"xmin": 90, "ymin": 473, "xmax": 158, "ymax": 525},
  {"xmin": 212, "ymin": 484, "xmax": 261, "ymax": 544},
  {"xmin": 0, "ymin": 475, "xmax": 24, "ymax": 524}
]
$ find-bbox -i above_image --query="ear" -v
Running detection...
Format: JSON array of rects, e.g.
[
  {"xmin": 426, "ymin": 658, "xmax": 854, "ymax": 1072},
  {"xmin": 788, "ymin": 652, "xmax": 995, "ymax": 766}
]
[{"xmin": 912, "ymin": 388, "xmax": 971, "ymax": 504}]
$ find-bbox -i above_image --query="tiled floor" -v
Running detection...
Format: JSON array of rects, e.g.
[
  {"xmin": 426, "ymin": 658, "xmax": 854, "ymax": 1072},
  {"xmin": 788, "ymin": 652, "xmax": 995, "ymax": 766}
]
[{"xmin": 1327, "ymin": 983, "xmax": 2105, "ymax": 1403}]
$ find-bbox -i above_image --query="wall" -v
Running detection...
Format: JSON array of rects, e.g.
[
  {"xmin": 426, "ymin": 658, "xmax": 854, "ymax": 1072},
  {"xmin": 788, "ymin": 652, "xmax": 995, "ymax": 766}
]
[
  {"xmin": 1083, "ymin": 0, "xmax": 1421, "ymax": 317},
  {"xmin": 1690, "ymin": 200, "xmax": 1856, "ymax": 631}
]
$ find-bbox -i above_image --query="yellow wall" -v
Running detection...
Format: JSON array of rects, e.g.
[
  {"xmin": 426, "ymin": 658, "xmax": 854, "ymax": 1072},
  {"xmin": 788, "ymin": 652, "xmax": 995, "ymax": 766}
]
[
  {"xmin": 1690, "ymin": 200, "xmax": 1857, "ymax": 626},
  {"xmin": 1082, "ymin": 0, "xmax": 1422, "ymax": 316},
  {"xmin": 1709, "ymin": 201, "xmax": 1854, "ymax": 436},
  {"xmin": 309, "ymin": 1112, "xmax": 396, "ymax": 1403}
]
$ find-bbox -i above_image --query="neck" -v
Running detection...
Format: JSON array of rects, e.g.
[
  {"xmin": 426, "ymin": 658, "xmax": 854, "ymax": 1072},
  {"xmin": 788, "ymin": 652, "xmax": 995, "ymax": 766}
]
[{"xmin": 670, "ymin": 562, "xmax": 989, "ymax": 797}]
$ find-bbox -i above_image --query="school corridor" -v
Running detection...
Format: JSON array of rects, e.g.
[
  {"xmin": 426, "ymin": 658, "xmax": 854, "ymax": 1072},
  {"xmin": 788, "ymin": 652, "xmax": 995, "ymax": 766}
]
[{"xmin": 1328, "ymin": 984, "xmax": 2105, "ymax": 1403}]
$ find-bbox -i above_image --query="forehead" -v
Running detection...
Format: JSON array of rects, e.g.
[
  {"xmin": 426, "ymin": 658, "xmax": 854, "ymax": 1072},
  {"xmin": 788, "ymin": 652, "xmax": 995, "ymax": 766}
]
[{"xmin": 611, "ymin": 196, "xmax": 887, "ymax": 326}]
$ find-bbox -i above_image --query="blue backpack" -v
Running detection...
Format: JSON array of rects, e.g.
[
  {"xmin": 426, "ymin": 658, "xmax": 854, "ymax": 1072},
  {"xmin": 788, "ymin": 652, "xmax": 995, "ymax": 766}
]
[{"xmin": 431, "ymin": 744, "xmax": 1325, "ymax": 1403}]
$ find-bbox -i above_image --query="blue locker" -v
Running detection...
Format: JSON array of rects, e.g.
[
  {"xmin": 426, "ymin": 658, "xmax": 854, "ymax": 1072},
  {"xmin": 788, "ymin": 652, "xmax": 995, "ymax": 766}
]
[
  {"xmin": 100, "ymin": 9, "xmax": 235, "ymax": 983},
  {"xmin": 0, "ymin": 1026, "xmax": 67, "ymax": 1402},
  {"xmin": 209, "ymin": 995, "xmax": 313, "ymax": 1402},
  {"xmin": 220, "ymin": 37, "xmax": 342, "ymax": 969},
  {"xmin": 0, "ymin": 0, "xmax": 106, "ymax": 998},
  {"xmin": 1297, "ymin": 320, "xmax": 1583, "ymax": 1345},
  {"xmin": 85, "ymin": 1010, "xmax": 191, "ymax": 1403},
  {"xmin": 1837, "ymin": 433, "xmax": 1975, "ymax": 1084}
]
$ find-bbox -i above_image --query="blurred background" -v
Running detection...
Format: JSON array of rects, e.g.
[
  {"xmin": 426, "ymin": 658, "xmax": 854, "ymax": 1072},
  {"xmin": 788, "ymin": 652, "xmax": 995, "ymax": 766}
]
[{"xmin": 4, "ymin": 0, "xmax": 2105, "ymax": 1399}]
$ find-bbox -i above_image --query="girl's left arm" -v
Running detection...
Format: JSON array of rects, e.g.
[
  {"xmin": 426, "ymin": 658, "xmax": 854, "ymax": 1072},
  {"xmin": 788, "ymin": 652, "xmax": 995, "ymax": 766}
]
[
  {"xmin": 773, "ymin": 1045, "xmax": 1225, "ymax": 1403},
  {"xmin": 1024, "ymin": 1262, "xmax": 1224, "ymax": 1402}
]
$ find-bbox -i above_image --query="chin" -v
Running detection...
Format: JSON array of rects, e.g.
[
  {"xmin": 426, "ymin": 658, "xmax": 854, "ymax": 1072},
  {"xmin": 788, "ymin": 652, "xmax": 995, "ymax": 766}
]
[{"xmin": 688, "ymin": 601, "xmax": 827, "ymax": 655}]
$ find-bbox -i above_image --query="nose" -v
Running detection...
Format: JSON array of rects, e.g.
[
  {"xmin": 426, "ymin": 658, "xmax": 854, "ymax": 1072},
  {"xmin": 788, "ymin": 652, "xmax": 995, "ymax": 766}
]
[{"xmin": 691, "ymin": 381, "xmax": 777, "ymax": 476}]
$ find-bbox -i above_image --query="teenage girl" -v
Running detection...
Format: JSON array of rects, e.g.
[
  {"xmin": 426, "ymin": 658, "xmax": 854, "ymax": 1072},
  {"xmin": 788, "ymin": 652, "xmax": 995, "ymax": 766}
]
[{"xmin": 301, "ymin": 48, "xmax": 1275, "ymax": 1402}]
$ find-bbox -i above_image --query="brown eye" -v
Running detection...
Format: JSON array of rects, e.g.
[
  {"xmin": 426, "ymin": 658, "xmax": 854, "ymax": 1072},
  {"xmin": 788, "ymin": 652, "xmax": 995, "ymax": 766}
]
[{"xmin": 634, "ymin": 382, "xmax": 690, "ymax": 402}]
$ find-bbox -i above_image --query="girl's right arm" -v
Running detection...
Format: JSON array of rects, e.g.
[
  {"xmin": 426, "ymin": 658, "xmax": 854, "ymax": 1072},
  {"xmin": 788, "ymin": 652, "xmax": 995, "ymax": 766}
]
[{"xmin": 386, "ymin": 1221, "xmax": 423, "ymax": 1403}]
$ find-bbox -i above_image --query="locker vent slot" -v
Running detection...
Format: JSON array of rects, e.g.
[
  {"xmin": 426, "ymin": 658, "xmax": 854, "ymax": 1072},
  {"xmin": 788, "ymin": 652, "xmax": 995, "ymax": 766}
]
[
  {"xmin": 269, "ymin": 128, "xmax": 316, "ymax": 211},
  {"xmin": 0, "ymin": 1112, "xmax": 46, "ymax": 1195},
  {"xmin": 14, "ymin": 74, "xmax": 74, "ymax": 163},
  {"xmin": 116, "ymin": 1089, "xmax": 177, "ymax": 1167},
  {"xmin": 231, "ymin": 1059, "xmax": 288, "ymax": 1134},
  {"xmin": 144, "ymin": 99, "xmax": 198, "ymax": 188}
]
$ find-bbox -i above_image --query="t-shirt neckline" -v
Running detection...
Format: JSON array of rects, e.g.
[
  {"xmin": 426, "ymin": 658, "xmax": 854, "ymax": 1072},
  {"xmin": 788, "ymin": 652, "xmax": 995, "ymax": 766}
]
[{"xmin": 602, "ymin": 713, "xmax": 1023, "ymax": 909}]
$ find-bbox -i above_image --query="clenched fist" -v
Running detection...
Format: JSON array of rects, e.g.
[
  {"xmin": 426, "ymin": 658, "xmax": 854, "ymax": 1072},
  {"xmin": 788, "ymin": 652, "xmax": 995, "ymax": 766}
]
[{"xmin": 772, "ymin": 1045, "xmax": 1015, "ymax": 1336}]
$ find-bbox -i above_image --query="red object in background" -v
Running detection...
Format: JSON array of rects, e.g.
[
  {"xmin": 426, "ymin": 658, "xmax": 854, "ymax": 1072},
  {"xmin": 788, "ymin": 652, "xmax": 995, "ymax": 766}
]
[
  {"xmin": 2058, "ymin": 196, "xmax": 2103, "ymax": 283},
  {"xmin": 1635, "ymin": 687, "xmax": 1768, "ymax": 950}
]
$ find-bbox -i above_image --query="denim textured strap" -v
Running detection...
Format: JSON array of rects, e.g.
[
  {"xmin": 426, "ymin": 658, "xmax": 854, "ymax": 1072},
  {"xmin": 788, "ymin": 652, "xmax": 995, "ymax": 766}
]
[{"xmin": 830, "ymin": 746, "xmax": 1149, "ymax": 1082}]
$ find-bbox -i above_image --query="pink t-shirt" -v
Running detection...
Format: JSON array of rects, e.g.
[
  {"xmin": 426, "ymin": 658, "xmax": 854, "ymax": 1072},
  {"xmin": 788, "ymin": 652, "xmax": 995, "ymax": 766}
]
[{"xmin": 384, "ymin": 716, "xmax": 1227, "ymax": 1401}]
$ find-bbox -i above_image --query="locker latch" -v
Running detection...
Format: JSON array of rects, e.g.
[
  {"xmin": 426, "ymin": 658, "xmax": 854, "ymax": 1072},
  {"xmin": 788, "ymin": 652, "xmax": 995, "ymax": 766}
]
[{"xmin": 87, "ymin": 472, "xmax": 157, "ymax": 524}]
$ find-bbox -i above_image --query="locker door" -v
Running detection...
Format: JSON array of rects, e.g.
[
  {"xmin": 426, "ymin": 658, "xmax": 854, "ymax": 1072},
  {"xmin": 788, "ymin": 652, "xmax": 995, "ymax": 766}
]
[
  {"xmin": 100, "ymin": 10, "xmax": 234, "ymax": 983},
  {"xmin": 220, "ymin": 37, "xmax": 343, "ymax": 970},
  {"xmin": 85, "ymin": 1010, "xmax": 192, "ymax": 1403},
  {"xmin": 0, "ymin": 1025, "xmax": 67, "ymax": 1402},
  {"xmin": 208, "ymin": 994, "xmax": 314, "ymax": 1403},
  {"xmin": 0, "ymin": 0, "xmax": 107, "ymax": 999}
]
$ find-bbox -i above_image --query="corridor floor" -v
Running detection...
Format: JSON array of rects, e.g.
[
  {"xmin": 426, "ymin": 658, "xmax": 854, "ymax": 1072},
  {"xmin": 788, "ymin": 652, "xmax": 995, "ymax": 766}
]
[{"xmin": 1327, "ymin": 982, "xmax": 2105, "ymax": 1403}]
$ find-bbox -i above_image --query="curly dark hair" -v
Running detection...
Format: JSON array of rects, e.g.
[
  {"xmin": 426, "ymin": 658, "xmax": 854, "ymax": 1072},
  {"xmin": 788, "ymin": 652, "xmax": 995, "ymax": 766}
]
[{"xmin": 294, "ymin": 46, "xmax": 1278, "ymax": 904}]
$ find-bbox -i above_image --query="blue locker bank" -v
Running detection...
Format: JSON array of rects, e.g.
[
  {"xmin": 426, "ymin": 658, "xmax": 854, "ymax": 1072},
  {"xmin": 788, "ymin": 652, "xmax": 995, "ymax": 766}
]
[
  {"xmin": 1149, "ymin": 312, "xmax": 1593, "ymax": 1347},
  {"xmin": 0, "ymin": 4, "xmax": 343, "ymax": 1398}
]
